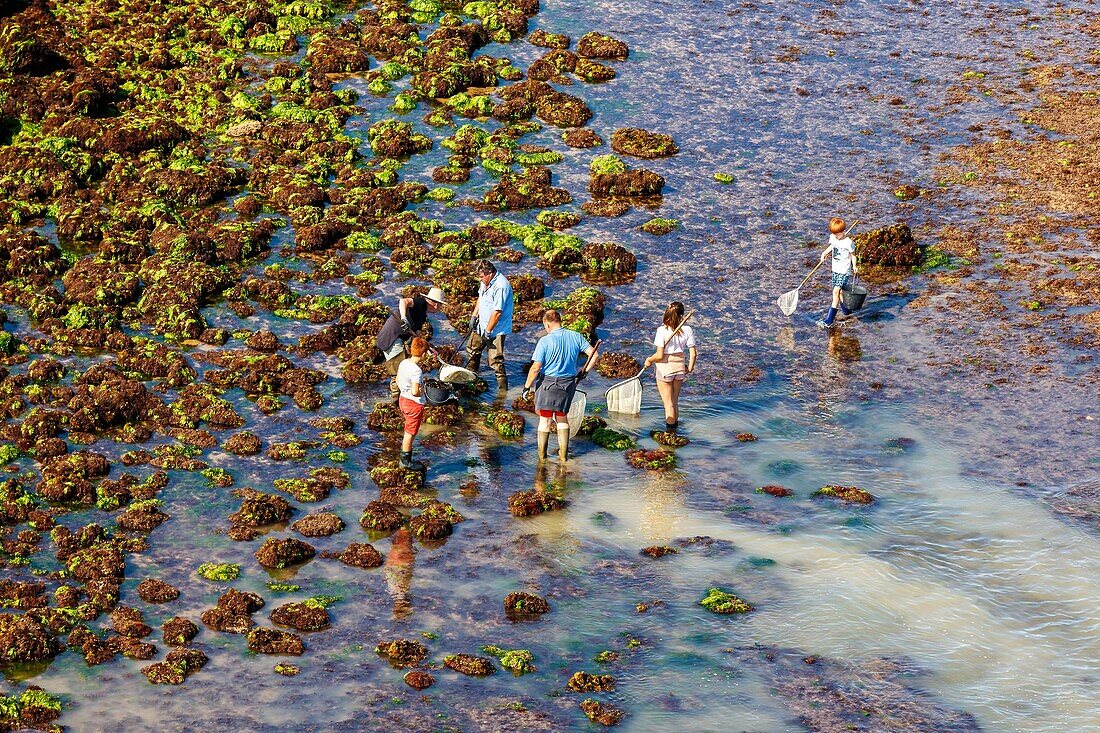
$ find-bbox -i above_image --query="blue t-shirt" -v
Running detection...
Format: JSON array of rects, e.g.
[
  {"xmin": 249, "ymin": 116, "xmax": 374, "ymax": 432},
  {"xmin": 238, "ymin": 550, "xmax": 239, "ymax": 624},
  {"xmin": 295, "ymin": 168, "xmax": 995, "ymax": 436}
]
[
  {"xmin": 532, "ymin": 327, "xmax": 590, "ymax": 378},
  {"xmin": 478, "ymin": 272, "xmax": 514, "ymax": 338}
]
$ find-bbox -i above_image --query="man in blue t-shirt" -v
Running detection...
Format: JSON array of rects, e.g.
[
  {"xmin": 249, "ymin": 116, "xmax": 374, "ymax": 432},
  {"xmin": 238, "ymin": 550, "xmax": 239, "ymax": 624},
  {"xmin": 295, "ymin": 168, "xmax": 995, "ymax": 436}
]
[
  {"xmin": 465, "ymin": 260, "xmax": 514, "ymax": 389},
  {"xmin": 522, "ymin": 309, "xmax": 600, "ymax": 462}
]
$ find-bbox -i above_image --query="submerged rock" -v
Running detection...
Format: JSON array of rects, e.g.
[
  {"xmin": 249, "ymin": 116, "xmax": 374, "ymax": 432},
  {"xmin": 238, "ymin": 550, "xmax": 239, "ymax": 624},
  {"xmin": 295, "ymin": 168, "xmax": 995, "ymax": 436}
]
[
  {"xmin": 580, "ymin": 699, "xmax": 625, "ymax": 726},
  {"xmin": 404, "ymin": 670, "xmax": 435, "ymax": 689},
  {"xmin": 509, "ymin": 490, "xmax": 567, "ymax": 517},
  {"xmin": 640, "ymin": 545, "xmax": 678, "ymax": 559},
  {"xmin": 503, "ymin": 591, "xmax": 550, "ymax": 618},
  {"xmin": 756, "ymin": 485, "xmax": 793, "ymax": 498}
]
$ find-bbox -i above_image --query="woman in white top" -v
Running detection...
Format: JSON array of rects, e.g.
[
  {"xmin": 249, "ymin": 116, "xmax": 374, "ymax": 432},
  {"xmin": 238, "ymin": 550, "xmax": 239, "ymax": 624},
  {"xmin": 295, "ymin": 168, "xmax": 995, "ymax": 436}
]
[{"xmin": 643, "ymin": 301, "xmax": 696, "ymax": 430}]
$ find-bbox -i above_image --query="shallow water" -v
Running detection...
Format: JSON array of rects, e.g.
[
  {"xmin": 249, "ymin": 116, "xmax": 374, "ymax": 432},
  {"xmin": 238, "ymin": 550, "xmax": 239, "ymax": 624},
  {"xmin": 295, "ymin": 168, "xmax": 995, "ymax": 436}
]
[{"xmin": 7, "ymin": 0, "xmax": 1100, "ymax": 730}]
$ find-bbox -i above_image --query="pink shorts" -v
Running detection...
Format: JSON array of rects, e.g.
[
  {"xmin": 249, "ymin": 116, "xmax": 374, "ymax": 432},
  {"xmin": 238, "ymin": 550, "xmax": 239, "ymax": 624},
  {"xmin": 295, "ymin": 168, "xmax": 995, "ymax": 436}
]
[
  {"xmin": 537, "ymin": 409, "xmax": 567, "ymax": 420},
  {"xmin": 654, "ymin": 356, "xmax": 687, "ymax": 383}
]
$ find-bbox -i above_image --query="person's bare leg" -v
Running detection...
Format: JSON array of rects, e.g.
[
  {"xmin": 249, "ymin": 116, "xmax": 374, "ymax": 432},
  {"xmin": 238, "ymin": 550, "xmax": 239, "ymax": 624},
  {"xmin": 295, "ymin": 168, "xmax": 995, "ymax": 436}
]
[
  {"xmin": 657, "ymin": 379, "xmax": 675, "ymax": 426},
  {"xmin": 669, "ymin": 379, "xmax": 683, "ymax": 425}
]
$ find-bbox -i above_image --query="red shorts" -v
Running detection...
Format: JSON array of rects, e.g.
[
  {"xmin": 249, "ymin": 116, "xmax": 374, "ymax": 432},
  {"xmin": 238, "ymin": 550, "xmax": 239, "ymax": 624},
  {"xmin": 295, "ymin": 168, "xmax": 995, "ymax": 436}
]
[
  {"xmin": 399, "ymin": 397, "xmax": 425, "ymax": 435},
  {"xmin": 537, "ymin": 409, "xmax": 567, "ymax": 420}
]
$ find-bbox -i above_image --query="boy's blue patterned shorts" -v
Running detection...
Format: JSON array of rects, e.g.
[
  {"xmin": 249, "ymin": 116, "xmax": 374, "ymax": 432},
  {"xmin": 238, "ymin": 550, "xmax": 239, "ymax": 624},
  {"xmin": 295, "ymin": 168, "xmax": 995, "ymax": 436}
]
[{"xmin": 831, "ymin": 272, "xmax": 850, "ymax": 288}]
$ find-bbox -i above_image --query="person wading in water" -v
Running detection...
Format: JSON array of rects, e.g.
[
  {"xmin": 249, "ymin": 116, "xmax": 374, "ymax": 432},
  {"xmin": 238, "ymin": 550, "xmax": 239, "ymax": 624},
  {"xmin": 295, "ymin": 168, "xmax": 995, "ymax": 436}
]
[
  {"xmin": 375, "ymin": 287, "xmax": 448, "ymax": 401},
  {"xmin": 643, "ymin": 301, "xmax": 697, "ymax": 432},
  {"xmin": 465, "ymin": 260, "xmax": 514, "ymax": 391},
  {"xmin": 522, "ymin": 309, "xmax": 600, "ymax": 462},
  {"xmin": 816, "ymin": 217, "xmax": 858, "ymax": 329}
]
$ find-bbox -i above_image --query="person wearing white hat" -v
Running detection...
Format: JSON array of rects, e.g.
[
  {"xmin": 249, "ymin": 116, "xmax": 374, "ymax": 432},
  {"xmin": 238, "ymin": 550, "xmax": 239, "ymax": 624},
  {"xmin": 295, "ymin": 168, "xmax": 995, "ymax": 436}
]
[{"xmin": 376, "ymin": 287, "xmax": 449, "ymax": 401}]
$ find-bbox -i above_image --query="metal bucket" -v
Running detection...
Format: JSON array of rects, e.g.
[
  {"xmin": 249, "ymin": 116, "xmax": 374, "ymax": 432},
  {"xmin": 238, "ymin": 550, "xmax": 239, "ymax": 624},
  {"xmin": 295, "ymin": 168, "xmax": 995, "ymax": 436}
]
[
  {"xmin": 423, "ymin": 379, "xmax": 453, "ymax": 405},
  {"xmin": 841, "ymin": 281, "xmax": 868, "ymax": 312}
]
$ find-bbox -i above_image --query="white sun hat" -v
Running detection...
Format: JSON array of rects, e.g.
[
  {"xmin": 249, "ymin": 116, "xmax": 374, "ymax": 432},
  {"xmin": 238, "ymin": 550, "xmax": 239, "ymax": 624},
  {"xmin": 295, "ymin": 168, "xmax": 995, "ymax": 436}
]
[{"xmin": 425, "ymin": 287, "xmax": 447, "ymax": 306}]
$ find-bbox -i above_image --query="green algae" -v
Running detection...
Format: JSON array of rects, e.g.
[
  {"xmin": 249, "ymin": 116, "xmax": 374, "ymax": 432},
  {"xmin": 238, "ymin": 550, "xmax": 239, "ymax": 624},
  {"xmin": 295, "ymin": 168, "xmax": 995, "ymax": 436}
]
[
  {"xmin": 590, "ymin": 428, "xmax": 635, "ymax": 451},
  {"xmin": 699, "ymin": 587, "xmax": 752, "ymax": 614},
  {"xmin": 481, "ymin": 645, "xmax": 536, "ymax": 675},
  {"xmin": 197, "ymin": 562, "xmax": 240, "ymax": 582}
]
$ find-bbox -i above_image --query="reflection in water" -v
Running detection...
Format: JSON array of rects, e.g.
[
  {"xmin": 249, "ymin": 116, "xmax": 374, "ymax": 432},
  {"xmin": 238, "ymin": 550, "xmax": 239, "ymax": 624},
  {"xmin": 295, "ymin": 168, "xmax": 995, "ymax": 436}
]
[
  {"xmin": 384, "ymin": 528, "xmax": 415, "ymax": 619},
  {"xmin": 639, "ymin": 472, "xmax": 689, "ymax": 542},
  {"xmin": 828, "ymin": 330, "xmax": 862, "ymax": 363}
]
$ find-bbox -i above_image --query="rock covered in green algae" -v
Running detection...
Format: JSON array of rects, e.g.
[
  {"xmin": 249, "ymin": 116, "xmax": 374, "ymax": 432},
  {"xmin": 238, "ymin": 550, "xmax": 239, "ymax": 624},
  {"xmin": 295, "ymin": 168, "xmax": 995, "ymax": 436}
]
[
  {"xmin": 508, "ymin": 490, "xmax": 567, "ymax": 517},
  {"xmin": 376, "ymin": 638, "xmax": 428, "ymax": 667},
  {"xmin": 482, "ymin": 645, "xmax": 536, "ymax": 675},
  {"xmin": 141, "ymin": 649, "xmax": 208, "ymax": 685},
  {"xmin": 590, "ymin": 428, "xmax": 635, "ymax": 451},
  {"xmin": 162, "ymin": 617, "xmax": 199, "ymax": 647},
  {"xmin": 0, "ymin": 614, "xmax": 60, "ymax": 665},
  {"xmin": 409, "ymin": 513, "xmax": 453, "ymax": 541},
  {"xmin": 568, "ymin": 670, "xmax": 615, "ymax": 692},
  {"xmin": 576, "ymin": 32, "xmax": 628, "ymax": 59},
  {"xmin": 359, "ymin": 500, "xmax": 406, "ymax": 533},
  {"xmin": 444, "ymin": 653, "xmax": 496, "ymax": 676},
  {"xmin": 699, "ymin": 587, "xmax": 753, "ymax": 614},
  {"xmin": 270, "ymin": 602, "xmax": 330, "ymax": 632},
  {"xmin": 651, "ymin": 430, "xmax": 689, "ymax": 447},
  {"xmin": 813, "ymin": 485, "xmax": 875, "ymax": 504},
  {"xmin": 485, "ymin": 409, "xmax": 525, "ymax": 438},
  {"xmin": 580, "ymin": 698, "xmax": 625, "ymax": 726},
  {"xmin": 640, "ymin": 217, "xmax": 679, "ymax": 235},
  {"xmin": 610, "ymin": 128, "xmax": 678, "ymax": 159},
  {"xmin": 0, "ymin": 689, "xmax": 63, "ymax": 728},
  {"xmin": 624, "ymin": 448, "xmax": 676, "ymax": 470},
  {"xmin": 369, "ymin": 461, "xmax": 425, "ymax": 491},
  {"xmin": 228, "ymin": 489, "xmax": 293, "ymax": 528}
]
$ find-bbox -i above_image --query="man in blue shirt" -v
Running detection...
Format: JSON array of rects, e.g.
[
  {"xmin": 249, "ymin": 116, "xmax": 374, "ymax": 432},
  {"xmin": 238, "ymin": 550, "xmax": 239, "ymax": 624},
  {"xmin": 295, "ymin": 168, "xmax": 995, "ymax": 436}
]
[
  {"xmin": 465, "ymin": 260, "xmax": 514, "ymax": 389},
  {"xmin": 522, "ymin": 309, "xmax": 600, "ymax": 462}
]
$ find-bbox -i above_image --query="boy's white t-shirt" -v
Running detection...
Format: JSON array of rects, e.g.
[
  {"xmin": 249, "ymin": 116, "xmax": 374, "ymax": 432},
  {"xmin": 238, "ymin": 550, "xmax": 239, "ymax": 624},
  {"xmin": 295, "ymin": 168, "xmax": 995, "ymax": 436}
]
[
  {"xmin": 397, "ymin": 359, "xmax": 424, "ymax": 404},
  {"xmin": 830, "ymin": 234, "xmax": 855, "ymax": 274},
  {"xmin": 654, "ymin": 325, "xmax": 696, "ymax": 355}
]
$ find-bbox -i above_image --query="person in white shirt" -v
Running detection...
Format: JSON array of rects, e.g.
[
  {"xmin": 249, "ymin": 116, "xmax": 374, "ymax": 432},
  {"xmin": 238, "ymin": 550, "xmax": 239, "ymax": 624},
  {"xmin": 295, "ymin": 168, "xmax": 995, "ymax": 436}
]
[
  {"xmin": 817, "ymin": 217, "xmax": 858, "ymax": 328},
  {"xmin": 643, "ymin": 301, "xmax": 696, "ymax": 431},
  {"xmin": 396, "ymin": 337, "xmax": 428, "ymax": 469}
]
